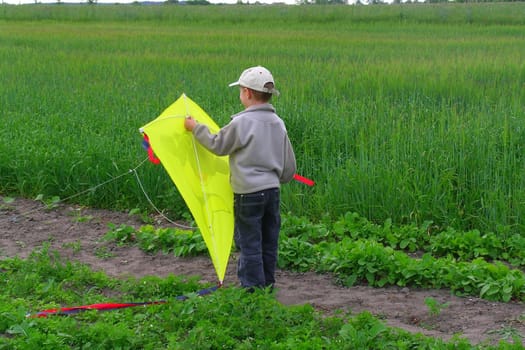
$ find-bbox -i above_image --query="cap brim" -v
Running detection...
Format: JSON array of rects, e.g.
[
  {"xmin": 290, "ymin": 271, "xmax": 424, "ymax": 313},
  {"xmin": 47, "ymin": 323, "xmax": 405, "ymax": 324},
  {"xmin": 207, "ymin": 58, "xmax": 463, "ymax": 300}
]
[{"xmin": 228, "ymin": 81, "xmax": 240, "ymax": 87}]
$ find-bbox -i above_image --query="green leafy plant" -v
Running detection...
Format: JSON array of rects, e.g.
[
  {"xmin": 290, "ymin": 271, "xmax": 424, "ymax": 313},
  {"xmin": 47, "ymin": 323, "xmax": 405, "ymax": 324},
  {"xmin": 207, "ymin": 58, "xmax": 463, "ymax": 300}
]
[
  {"xmin": 0, "ymin": 196, "xmax": 15, "ymax": 211},
  {"xmin": 62, "ymin": 241, "xmax": 82, "ymax": 254},
  {"xmin": 128, "ymin": 207, "xmax": 154, "ymax": 224},
  {"xmin": 487, "ymin": 325, "xmax": 524, "ymax": 343},
  {"xmin": 280, "ymin": 217, "xmax": 525, "ymax": 302},
  {"xmin": 34, "ymin": 194, "xmax": 61, "ymax": 210},
  {"xmin": 1, "ymin": 248, "xmax": 488, "ymax": 350},
  {"xmin": 104, "ymin": 224, "xmax": 207, "ymax": 257},
  {"xmin": 93, "ymin": 246, "xmax": 114, "ymax": 260},
  {"xmin": 424, "ymin": 297, "xmax": 449, "ymax": 317},
  {"xmin": 135, "ymin": 225, "xmax": 206, "ymax": 256},
  {"xmin": 104, "ymin": 223, "xmax": 137, "ymax": 246},
  {"xmin": 68, "ymin": 207, "xmax": 93, "ymax": 223}
]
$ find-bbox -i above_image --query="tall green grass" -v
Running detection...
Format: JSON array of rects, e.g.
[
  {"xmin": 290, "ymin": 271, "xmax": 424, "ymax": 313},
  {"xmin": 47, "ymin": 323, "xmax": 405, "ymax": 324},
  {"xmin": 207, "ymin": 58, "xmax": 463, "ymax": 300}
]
[{"xmin": 1, "ymin": 3, "xmax": 525, "ymax": 233}]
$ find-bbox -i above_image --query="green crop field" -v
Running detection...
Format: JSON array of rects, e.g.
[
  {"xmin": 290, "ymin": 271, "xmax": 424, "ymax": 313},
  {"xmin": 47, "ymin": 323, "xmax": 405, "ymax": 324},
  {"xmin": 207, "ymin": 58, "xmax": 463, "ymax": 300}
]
[
  {"xmin": 1, "ymin": 4, "xmax": 525, "ymax": 348},
  {"xmin": 2, "ymin": 3, "xmax": 525, "ymax": 233}
]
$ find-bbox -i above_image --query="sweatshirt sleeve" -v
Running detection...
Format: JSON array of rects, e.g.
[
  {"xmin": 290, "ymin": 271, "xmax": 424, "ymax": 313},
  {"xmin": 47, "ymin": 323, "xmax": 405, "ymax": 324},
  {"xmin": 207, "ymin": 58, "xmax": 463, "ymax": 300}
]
[
  {"xmin": 280, "ymin": 134, "xmax": 297, "ymax": 183},
  {"xmin": 192, "ymin": 121, "xmax": 242, "ymax": 156}
]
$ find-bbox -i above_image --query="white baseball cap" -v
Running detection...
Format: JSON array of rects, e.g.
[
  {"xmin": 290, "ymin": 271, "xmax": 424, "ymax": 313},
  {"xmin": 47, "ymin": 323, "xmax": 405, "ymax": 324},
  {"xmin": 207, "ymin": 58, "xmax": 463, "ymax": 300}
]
[{"xmin": 228, "ymin": 66, "xmax": 280, "ymax": 96}]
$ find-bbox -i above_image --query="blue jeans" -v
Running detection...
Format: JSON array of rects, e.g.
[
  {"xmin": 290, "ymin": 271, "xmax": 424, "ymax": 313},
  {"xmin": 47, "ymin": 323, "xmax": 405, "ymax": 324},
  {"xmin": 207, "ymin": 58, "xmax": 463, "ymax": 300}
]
[{"xmin": 234, "ymin": 188, "xmax": 281, "ymax": 289}]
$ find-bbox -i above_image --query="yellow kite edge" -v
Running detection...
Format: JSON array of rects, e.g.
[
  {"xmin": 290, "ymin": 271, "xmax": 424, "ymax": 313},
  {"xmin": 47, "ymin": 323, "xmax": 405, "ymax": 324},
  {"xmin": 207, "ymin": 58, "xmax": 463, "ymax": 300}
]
[{"xmin": 140, "ymin": 94, "xmax": 234, "ymax": 284}]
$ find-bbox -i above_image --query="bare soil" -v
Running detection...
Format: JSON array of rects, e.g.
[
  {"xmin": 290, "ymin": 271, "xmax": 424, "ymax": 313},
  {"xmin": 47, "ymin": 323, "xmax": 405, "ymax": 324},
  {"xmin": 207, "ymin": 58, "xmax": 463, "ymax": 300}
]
[{"xmin": 1, "ymin": 197, "xmax": 524, "ymax": 346}]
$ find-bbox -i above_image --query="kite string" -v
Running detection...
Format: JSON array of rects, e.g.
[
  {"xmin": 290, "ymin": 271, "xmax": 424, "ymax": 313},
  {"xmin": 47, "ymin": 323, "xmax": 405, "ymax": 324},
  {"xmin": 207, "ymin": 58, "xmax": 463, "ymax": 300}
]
[
  {"xmin": 0, "ymin": 157, "xmax": 194, "ymax": 230},
  {"xmin": 63, "ymin": 156, "xmax": 148, "ymax": 203},
  {"xmin": 131, "ymin": 167, "xmax": 194, "ymax": 230},
  {"xmin": 0, "ymin": 158, "xmax": 148, "ymax": 221}
]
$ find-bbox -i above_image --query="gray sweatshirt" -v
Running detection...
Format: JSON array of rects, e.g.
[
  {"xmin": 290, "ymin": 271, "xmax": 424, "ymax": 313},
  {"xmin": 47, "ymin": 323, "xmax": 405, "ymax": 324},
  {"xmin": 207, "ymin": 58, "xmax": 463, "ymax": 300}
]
[{"xmin": 192, "ymin": 103, "xmax": 296, "ymax": 194}]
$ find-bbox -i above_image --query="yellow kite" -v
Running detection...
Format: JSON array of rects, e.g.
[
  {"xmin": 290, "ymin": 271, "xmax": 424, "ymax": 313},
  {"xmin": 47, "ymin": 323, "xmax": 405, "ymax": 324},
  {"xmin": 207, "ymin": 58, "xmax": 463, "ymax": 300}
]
[{"xmin": 140, "ymin": 94, "xmax": 233, "ymax": 284}]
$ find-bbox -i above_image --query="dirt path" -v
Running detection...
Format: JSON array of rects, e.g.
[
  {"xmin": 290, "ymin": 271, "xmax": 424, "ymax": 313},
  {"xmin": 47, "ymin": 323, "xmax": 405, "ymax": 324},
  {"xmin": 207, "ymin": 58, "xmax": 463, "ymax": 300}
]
[{"xmin": 1, "ymin": 197, "xmax": 524, "ymax": 346}]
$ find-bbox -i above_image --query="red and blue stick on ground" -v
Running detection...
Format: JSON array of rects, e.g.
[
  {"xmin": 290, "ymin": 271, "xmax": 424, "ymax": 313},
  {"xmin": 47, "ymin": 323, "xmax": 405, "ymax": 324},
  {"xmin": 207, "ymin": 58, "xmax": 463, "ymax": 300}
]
[{"xmin": 30, "ymin": 286, "xmax": 218, "ymax": 318}]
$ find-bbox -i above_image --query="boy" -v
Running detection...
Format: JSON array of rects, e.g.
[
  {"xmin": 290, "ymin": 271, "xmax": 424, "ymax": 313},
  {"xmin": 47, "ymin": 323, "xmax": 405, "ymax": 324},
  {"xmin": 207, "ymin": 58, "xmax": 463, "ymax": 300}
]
[{"xmin": 184, "ymin": 66, "xmax": 296, "ymax": 290}]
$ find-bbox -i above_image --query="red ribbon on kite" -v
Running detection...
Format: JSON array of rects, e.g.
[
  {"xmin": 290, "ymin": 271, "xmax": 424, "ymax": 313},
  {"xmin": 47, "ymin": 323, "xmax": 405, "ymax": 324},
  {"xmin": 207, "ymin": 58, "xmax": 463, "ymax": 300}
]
[
  {"xmin": 293, "ymin": 174, "xmax": 315, "ymax": 186},
  {"xmin": 142, "ymin": 133, "xmax": 160, "ymax": 165}
]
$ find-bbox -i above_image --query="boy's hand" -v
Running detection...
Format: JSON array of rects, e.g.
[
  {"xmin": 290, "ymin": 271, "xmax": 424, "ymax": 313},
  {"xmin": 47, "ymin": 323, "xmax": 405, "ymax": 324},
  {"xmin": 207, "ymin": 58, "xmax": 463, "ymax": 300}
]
[{"xmin": 184, "ymin": 116, "xmax": 197, "ymax": 131}]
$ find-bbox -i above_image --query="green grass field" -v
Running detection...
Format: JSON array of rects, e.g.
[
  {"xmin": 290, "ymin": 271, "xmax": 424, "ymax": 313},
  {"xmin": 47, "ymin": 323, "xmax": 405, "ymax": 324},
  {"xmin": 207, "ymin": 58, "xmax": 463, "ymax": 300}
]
[
  {"xmin": 1, "ymin": 4, "xmax": 525, "ymax": 348},
  {"xmin": 1, "ymin": 3, "xmax": 525, "ymax": 233},
  {"xmin": 2, "ymin": 247, "xmax": 504, "ymax": 349}
]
